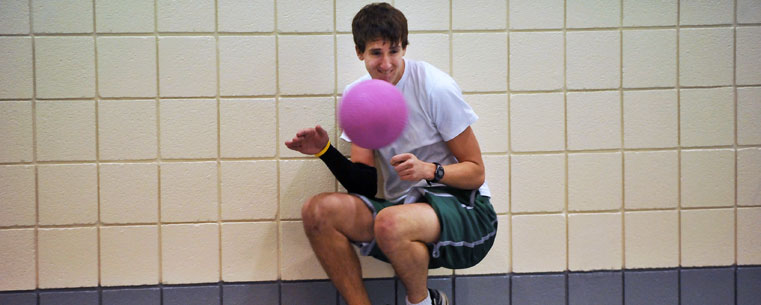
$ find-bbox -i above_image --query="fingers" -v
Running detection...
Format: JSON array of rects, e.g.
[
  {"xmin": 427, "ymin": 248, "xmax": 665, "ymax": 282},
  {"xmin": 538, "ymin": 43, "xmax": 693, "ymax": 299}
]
[{"xmin": 390, "ymin": 153, "xmax": 412, "ymax": 166}]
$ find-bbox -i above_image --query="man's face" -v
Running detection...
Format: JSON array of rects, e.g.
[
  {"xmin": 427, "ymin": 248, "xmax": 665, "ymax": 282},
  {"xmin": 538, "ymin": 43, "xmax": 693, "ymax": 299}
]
[{"xmin": 357, "ymin": 39, "xmax": 406, "ymax": 85}]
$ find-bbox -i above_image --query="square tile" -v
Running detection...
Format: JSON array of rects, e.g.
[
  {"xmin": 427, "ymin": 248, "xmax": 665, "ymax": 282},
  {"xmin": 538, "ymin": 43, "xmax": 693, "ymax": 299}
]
[
  {"xmin": 680, "ymin": 267, "xmax": 735, "ymax": 305},
  {"xmin": 278, "ymin": 35, "xmax": 335, "ymax": 95},
  {"xmin": 98, "ymin": 100, "xmax": 158, "ymax": 160},
  {"xmin": 160, "ymin": 162, "xmax": 218, "ymax": 222},
  {"xmin": 452, "ymin": 0, "xmax": 507, "ymax": 30},
  {"xmin": 0, "ymin": 165, "xmax": 35, "ymax": 226},
  {"xmin": 623, "ymin": 29, "xmax": 677, "ymax": 88},
  {"xmin": 220, "ymin": 99, "xmax": 276, "ymax": 158},
  {"xmin": 624, "ymin": 211, "xmax": 679, "ymax": 268},
  {"xmin": 567, "ymin": 0, "xmax": 620, "ymax": 28},
  {"xmin": 38, "ymin": 228, "xmax": 98, "ymax": 288},
  {"xmin": 624, "ymin": 151, "xmax": 679, "ymax": 210},
  {"xmin": 680, "ymin": 88, "xmax": 734, "ymax": 147},
  {"xmin": 452, "ymin": 33, "xmax": 507, "ymax": 92},
  {"xmin": 566, "ymin": 91, "xmax": 621, "ymax": 150},
  {"xmin": 221, "ymin": 222, "xmax": 278, "ymax": 282},
  {"xmin": 278, "ymin": 97, "xmax": 336, "ymax": 158},
  {"xmin": 509, "ymin": 0, "xmax": 564, "ymax": 29},
  {"xmin": 159, "ymin": 99, "xmax": 218, "ymax": 159},
  {"xmin": 221, "ymin": 161, "xmax": 278, "ymax": 220},
  {"xmin": 278, "ymin": 160, "xmax": 335, "ymax": 220},
  {"xmin": 511, "ymin": 273, "xmax": 566, "ymax": 305},
  {"xmin": 482, "ymin": 155, "xmax": 509, "ymax": 214},
  {"xmin": 35, "ymin": 37, "xmax": 95, "ymax": 98},
  {"xmin": 0, "ymin": 0, "xmax": 30, "ymax": 34},
  {"xmin": 568, "ymin": 213, "xmax": 622, "ymax": 271},
  {"xmin": 217, "ymin": 0, "xmax": 274, "ymax": 32},
  {"xmin": 39, "ymin": 290, "xmax": 98, "ymax": 305},
  {"xmin": 738, "ymin": 88, "xmax": 761, "ymax": 145},
  {"xmin": 681, "ymin": 149, "xmax": 735, "ymax": 208},
  {"xmin": 102, "ymin": 287, "xmax": 161, "ymax": 305},
  {"xmin": 96, "ymin": 37, "xmax": 157, "ymax": 97},
  {"xmin": 511, "ymin": 154, "xmax": 565, "ymax": 213},
  {"xmin": 38, "ymin": 164, "xmax": 98, "ymax": 225},
  {"xmin": 405, "ymin": 34, "xmax": 451, "ymax": 77},
  {"xmin": 96, "ymin": 0, "xmax": 155, "ymax": 33},
  {"xmin": 738, "ymin": 148, "xmax": 761, "ymax": 206},
  {"xmin": 157, "ymin": 0, "xmax": 214, "ymax": 32},
  {"xmin": 738, "ymin": 208, "xmax": 761, "ymax": 265},
  {"xmin": 277, "ymin": 0, "xmax": 332, "ymax": 32},
  {"xmin": 0, "ymin": 229, "xmax": 36, "ymax": 291},
  {"xmin": 679, "ymin": 28, "xmax": 733, "ymax": 87},
  {"xmin": 339, "ymin": 279, "xmax": 395, "ymax": 305},
  {"xmin": 623, "ymin": 90, "xmax": 678, "ymax": 149},
  {"xmin": 163, "ymin": 285, "xmax": 220, "ymax": 305},
  {"xmin": 466, "ymin": 94, "xmax": 508, "ymax": 153},
  {"xmin": 161, "ymin": 224, "xmax": 220, "ymax": 284},
  {"xmin": 99, "ymin": 163, "xmax": 158, "ymax": 223},
  {"xmin": 0, "ymin": 292, "xmax": 37, "ymax": 305},
  {"xmin": 36, "ymin": 100, "xmax": 96, "ymax": 161},
  {"xmin": 510, "ymin": 93, "xmax": 565, "ymax": 152},
  {"xmin": 681, "ymin": 209, "xmax": 735, "ymax": 267},
  {"xmin": 680, "ymin": 0, "xmax": 733, "ymax": 25},
  {"xmin": 222, "ymin": 283, "xmax": 279, "ymax": 305},
  {"xmin": 280, "ymin": 221, "xmax": 329, "ymax": 280},
  {"xmin": 568, "ymin": 271, "xmax": 622, "ymax": 305},
  {"xmin": 337, "ymin": 34, "xmax": 369, "ymax": 91},
  {"xmin": 566, "ymin": 31, "xmax": 620, "ymax": 89},
  {"xmin": 737, "ymin": 27, "xmax": 761, "ymax": 85},
  {"xmin": 396, "ymin": 0, "xmax": 450, "ymax": 31},
  {"xmin": 512, "ymin": 214, "xmax": 566, "ymax": 272},
  {"xmin": 509, "ymin": 32, "xmax": 564, "ymax": 91},
  {"xmin": 623, "ymin": 0, "xmax": 677, "ymax": 26},
  {"xmin": 100, "ymin": 225, "xmax": 160, "ymax": 286},
  {"xmin": 0, "ymin": 101, "xmax": 33, "ymax": 163},
  {"xmin": 32, "ymin": 0, "xmax": 93, "ymax": 33},
  {"xmin": 457, "ymin": 215, "xmax": 510, "ymax": 275},
  {"xmin": 738, "ymin": 0, "xmax": 761, "ymax": 23},
  {"xmin": 624, "ymin": 270, "xmax": 678, "ymax": 305},
  {"xmin": 738, "ymin": 267, "xmax": 761, "ymax": 305},
  {"xmin": 219, "ymin": 36, "xmax": 276, "ymax": 96},
  {"xmin": 158, "ymin": 37, "xmax": 217, "ymax": 97},
  {"xmin": 336, "ymin": 0, "xmax": 376, "ymax": 32},
  {"xmin": 455, "ymin": 275, "xmax": 510, "ymax": 305},
  {"xmin": 0, "ymin": 38, "xmax": 33, "ymax": 99},
  {"xmin": 568, "ymin": 153, "xmax": 622, "ymax": 211},
  {"xmin": 281, "ymin": 281, "xmax": 337, "ymax": 304}
]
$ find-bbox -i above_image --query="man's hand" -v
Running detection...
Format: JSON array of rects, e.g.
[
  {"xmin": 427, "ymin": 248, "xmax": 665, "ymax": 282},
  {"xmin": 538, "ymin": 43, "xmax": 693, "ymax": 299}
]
[
  {"xmin": 390, "ymin": 153, "xmax": 435, "ymax": 182},
  {"xmin": 285, "ymin": 125, "xmax": 330, "ymax": 155}
]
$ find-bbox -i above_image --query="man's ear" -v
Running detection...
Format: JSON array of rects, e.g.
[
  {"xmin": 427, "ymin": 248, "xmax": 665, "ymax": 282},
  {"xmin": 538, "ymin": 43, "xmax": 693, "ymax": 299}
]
[{"xmin": 356, "ymin": 46, "xmax": 364, "ymax": 60}]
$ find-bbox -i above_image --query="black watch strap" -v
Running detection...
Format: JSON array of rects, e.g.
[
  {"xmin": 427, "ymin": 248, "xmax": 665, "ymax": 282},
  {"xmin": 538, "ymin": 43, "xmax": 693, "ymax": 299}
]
[{"xmin": 428, "ymin": 162, "xmax": 444, "ymax": 185}]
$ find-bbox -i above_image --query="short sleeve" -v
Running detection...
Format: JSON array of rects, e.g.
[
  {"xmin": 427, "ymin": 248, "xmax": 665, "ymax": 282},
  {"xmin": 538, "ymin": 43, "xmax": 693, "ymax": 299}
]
[{"xmin": 429, "ymin": 78, "xmax": 478, "ymax": 141}]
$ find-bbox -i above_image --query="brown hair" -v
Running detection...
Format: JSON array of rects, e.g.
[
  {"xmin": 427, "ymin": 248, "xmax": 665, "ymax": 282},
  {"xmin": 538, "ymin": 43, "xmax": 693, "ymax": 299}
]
[{"xmin": 352, "ymin": 2, "xmax": 409, "ymax": 53}]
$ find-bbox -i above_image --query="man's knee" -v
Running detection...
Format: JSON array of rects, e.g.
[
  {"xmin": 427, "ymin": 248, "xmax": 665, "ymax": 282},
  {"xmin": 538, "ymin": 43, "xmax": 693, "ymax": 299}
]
[
  {"xmin": 374, "ymin": 209, "xmax": 405, "ymax": 249},
  {"xmin": 301, "ymin": 193, "xmax": 342, "ymax": 236}
]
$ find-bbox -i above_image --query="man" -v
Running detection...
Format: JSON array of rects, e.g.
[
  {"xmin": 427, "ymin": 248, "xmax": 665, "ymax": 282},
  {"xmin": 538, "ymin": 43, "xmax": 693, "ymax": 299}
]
[{"xmin": 285, "ymin": 3, "xmax": 497, "ymax": 305}]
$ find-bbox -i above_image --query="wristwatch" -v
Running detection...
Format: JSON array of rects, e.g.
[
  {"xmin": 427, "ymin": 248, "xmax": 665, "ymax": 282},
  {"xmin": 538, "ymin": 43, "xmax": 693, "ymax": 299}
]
[{"xmin": 428, "ymin": 162, "xmax": 444, "ymax": 185}]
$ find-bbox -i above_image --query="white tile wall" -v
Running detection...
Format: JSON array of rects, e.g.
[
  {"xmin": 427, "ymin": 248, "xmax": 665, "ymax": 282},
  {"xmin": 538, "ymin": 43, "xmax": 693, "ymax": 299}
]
[{"xmin": 1, "ymin": 0, "xmax": 759, "ymax": 291}]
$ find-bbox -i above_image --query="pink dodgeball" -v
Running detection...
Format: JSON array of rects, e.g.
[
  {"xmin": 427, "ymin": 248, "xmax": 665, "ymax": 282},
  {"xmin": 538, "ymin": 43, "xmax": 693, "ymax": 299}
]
[{"xmin": 339, "ymin": 79, "xmax": 408, "ymax": 149}]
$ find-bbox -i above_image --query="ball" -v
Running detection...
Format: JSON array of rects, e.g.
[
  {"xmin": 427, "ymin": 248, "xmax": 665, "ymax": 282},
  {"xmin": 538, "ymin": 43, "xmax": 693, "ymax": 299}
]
[{"xmin": 339, "ymin": 79, "xmax": 408, "ymax": 149}]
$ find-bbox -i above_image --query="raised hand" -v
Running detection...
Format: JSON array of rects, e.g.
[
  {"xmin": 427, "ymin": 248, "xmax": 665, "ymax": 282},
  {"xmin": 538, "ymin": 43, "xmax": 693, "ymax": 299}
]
[
  {"xmin": 284, "ymin": 125, "xmax": 330, "ymax": 155},
  {"xmin": 390, "ymin": 153, "xmax": 435, "ymax": 182}
]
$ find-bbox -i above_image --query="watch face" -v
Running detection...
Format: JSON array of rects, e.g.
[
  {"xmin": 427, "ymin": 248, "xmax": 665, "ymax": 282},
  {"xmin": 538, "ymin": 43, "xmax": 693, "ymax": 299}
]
[{"xmin": 435, "ymin": 164, "xmax": 444, "ymax": 180}]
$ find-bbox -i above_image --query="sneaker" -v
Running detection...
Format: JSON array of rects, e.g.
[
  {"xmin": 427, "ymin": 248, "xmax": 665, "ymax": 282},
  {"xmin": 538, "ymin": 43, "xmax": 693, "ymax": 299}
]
[{"xmin": 429, "ymin": 288, "xmax": 450, "ymax": 305}]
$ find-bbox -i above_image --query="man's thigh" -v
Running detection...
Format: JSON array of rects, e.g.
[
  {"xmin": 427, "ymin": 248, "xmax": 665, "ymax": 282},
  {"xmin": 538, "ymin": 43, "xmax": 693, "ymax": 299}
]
[{"xmin": 310, "ymin": 192, "xmax": 376, "ymax": 243}]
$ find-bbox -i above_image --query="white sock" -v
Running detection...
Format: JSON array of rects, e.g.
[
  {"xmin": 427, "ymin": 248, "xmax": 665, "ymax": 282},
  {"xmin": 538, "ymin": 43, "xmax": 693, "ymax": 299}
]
[{"xmin": 406, "ymin": 291, "xmax": 432, "ymax": 305}]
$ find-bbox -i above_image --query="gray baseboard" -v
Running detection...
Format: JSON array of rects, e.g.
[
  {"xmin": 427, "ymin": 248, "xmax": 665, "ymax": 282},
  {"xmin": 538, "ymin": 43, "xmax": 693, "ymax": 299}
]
[{"xmin": 1, "ymin": 265, "xmax": 759, "ymax": 305}]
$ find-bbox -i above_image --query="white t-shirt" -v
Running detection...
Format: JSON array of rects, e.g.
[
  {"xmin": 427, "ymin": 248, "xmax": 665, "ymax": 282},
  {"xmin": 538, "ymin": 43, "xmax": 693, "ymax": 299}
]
[{"xmin": 341, "ymin": 58, "xmax": 491, "ymax": 202}]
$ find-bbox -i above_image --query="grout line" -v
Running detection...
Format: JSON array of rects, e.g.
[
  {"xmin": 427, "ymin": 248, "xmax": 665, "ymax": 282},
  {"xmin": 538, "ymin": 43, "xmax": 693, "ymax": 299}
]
[
  {"xmin": 153, "ymin": 0, "xmax": 163, "ymax": 289},
  {"xmin": 273, "ymin": 0, "xmax": 283, "ymax": 286},
  {"xmin": 28, "ymin": 0, "xmax": 40, "ymax": 292},
  {"xmin": 214, "ymin": 0, "xmax": 223, "ymax": 286},
  {"xmin": 563, "ymin": 0, "xmax": 570, "ymax": 278},
  {"xmin": 92, "ymin": 0, "xmax": 103, "ymax": 289}
]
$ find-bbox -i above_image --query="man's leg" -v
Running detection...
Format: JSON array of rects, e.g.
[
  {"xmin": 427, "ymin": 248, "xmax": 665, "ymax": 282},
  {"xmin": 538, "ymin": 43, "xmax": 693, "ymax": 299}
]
[
  {"xmin": 301, "ymin": 193, "xmax": 375, "ymax": 305},
  {"xmin": 373, "ymin": 203, "xmax": 441, "ymax": 303}
]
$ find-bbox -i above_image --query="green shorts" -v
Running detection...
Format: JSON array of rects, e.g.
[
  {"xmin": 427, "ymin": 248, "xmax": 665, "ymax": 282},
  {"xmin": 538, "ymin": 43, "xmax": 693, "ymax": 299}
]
[{"xmin": 353, "ymin": 186, "xmax": 498, "ymax": 269}]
